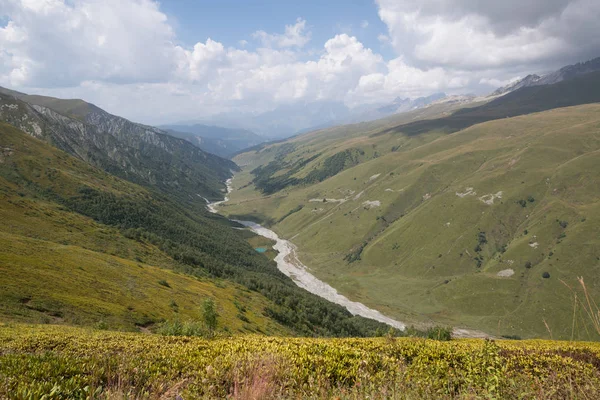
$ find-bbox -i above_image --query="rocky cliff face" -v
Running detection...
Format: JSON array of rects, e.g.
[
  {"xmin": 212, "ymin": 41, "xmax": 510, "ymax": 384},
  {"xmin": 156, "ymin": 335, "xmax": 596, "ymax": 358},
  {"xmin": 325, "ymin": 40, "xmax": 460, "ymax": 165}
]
[{"xmin": 0, "ymin": 91, "xmax": 237, "ymax": 200}]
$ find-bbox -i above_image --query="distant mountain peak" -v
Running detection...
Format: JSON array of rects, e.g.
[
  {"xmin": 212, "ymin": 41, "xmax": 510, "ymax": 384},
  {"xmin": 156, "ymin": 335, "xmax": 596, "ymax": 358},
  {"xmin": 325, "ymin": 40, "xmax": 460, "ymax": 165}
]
[
  {"xmin": 491, "ymin": 55, "xmax": 600, "ymax": 97},
  {"xmin": 491, "ymin": 74, "xmax": 542, "ymax": 96}
]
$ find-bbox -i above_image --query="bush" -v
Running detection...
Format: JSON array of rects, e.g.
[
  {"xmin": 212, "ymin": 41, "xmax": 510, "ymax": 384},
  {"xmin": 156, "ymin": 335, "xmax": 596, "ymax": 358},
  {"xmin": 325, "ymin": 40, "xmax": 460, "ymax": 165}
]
[
  {"xmin": 501, "ymin": 334, "xmax": 522, "ymax": 340},
  {"xmin": 202, "ymin": 298, "xmax": 219, "ymax": 332},
  {"xmin": 542, "ymin": 272, "xmax": 551, "ymax": 279},
  {"xmin": 158, "ymin": 279, "xmax": 170, "ymax": 288},
  {"xmin": 426, "ymin": 326, "xmax": 452, "ymax": 341},
  {"xmin": 525, "ymin": 261, "xmax": 532, "ymax": 269},
  {"xmin": 157, "ymin": 320, "xmax": 205, "ymax": 337}
]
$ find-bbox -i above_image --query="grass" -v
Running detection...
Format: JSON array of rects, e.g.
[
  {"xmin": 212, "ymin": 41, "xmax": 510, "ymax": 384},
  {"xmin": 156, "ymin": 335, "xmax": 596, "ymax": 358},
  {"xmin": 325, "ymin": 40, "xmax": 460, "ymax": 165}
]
[
  {"xmin": 224, "ymin": 104, "xmax": 600, "ymax": 339},
  {"xmin": 0, "ymin": 122, "xmax": 292, "ymax": 335},
  {"xmin": 2, "ymin": 323, "xmax": 600, "ymax": 399}
]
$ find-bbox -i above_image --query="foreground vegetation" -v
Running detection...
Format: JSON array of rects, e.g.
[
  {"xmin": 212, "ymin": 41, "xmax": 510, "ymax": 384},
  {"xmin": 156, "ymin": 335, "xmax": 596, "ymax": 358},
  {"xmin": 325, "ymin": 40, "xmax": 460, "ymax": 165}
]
[{"xmin": 2, "ymin": 323, "xmax": 600, "ymax": 399}]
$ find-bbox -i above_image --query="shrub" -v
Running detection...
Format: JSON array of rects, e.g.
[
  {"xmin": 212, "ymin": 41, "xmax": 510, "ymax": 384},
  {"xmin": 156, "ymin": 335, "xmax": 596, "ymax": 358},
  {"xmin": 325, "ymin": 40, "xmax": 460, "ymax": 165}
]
[
  {"xmin": 202, "ymin": 298, "xmax": 219, "ymax": 332},
  {"xmin": 517, "ymin": 199, "xmax": 527, "ymax": 208},
  {"xmin": 158, "ymin": 280, "xmax": 170, "ymax": 288},
  {"xmin": 426, "ymin": 326, "xmax": 452, "ymax": 341},
  {"xmin": 527, "ymin": 196, "xmax": 535, "ymax": 203},
  {"xmin": 542, "ymin": 272, "xmax": 551, "ymax": 279},
  {"xmin": 157, "ymin": 320, "xmax": 205, "ymax": 337},
  {"xmin": 525, "ymin": 261, "xmax": 532, "ymax": 269},
  {"xmin": 478, "ymin": 231, "xmax": 488, "ymax": 245},
  {"xmin": 501, "ymin": 334, "xmax": 522, "ymax": 340},
  {"xmin": 97, "ymin": 321, "xmax": 108, "ymax": 330}
]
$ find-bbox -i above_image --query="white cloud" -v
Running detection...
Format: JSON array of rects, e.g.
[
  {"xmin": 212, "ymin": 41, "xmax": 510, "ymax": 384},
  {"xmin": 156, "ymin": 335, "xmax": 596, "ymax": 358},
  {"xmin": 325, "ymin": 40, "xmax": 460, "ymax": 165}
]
[
  {"xmin": 360, "ymin": 20, "xmax": 369, "ymax": 29},
  {"xmin": 252, "ymin": 18, "xmax": 311, "ymax": 48},
  {"xmin": 377, "ymin": 34, "xmax": 390, "ymax": 43},
  {"xmin": 346, "ymin": 58, "xmax": 466, "ymax": 105},
  {"xmin": 376, "ymin": 0, "xmax": 600, "ymax": 70},
  {"xmin": 0, "ymin": 0, "xmax": 178, "ymax": 87},
  {"xmin": 1, "ymin": 0, "xmax": 598, "ymax": 126},
  {"xmin": 480, "ymin": 77, "xmax": 521, "ymax": 87}
]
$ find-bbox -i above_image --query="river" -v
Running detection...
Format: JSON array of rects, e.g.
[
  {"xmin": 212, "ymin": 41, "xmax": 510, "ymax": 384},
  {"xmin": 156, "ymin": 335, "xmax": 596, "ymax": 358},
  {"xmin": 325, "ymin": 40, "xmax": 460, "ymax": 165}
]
[
  {"xmin": 206, "ymin": 178, "xmax": 405, "ymax": 330},
  {"xmin": 207, "ymin": 178, "xmax": 489, "ymax": 338}
]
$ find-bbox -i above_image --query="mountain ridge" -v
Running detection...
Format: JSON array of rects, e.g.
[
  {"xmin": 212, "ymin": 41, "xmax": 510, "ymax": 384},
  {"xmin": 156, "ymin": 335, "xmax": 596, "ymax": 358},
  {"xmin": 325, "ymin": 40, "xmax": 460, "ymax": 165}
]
[
  {"xmin": 160, "ymin": 123, "xmax": 264, "ymax": 158},
  {"xmin": 0, "ymin": 87, "xmax": 237, "ymax": 200}
]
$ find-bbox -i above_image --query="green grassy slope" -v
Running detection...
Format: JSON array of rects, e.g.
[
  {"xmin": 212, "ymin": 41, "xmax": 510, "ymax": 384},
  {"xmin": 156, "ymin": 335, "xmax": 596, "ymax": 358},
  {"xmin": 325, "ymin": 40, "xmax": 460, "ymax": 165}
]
[
  {"xmin": 224, "ymin": 104, "xmax": 600, "ymax": 339},
  {"xmin": 0, "ymin": 122, "xmax": 393, "ymax": 337},
  {"xmin": 0, "ymin": 123, "xmax": 290, "ymax": 334},
  {"xmin": 0, "ymin": 86, "xmax": 96, "ymax": 121}
]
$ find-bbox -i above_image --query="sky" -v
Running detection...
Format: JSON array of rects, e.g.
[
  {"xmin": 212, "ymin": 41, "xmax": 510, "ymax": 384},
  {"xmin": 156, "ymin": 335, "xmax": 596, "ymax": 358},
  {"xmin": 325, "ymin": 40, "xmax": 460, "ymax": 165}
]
[{"xmin": 1, "ymin": 0, "xmax": 599, "ymax": 125}]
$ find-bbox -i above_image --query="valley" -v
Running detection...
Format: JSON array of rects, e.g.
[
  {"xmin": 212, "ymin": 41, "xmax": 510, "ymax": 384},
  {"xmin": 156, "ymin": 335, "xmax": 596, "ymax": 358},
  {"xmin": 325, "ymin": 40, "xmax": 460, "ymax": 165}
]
[
  {"xmin": 220, "ymin": 103, "xmax": 600, "ymax": 340},
  {"xmin": 0, "ymin": 96, "xmax": 393, "ymax": 338},
  {"xmin": 3, "ymin": 2, "xmax": 600, "ymax": 398}
]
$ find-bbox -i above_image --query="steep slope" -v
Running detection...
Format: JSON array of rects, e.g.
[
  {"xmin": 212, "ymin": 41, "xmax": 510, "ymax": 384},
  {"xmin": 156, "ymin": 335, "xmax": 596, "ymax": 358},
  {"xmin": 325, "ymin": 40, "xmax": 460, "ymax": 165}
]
[
  {"xmin": 491, "ymin": 56, "xmax": 600, "ymax": 96},
  {"xmin": 0, "ymin": 122, "xmax": 288, "ymax": 334},
  {"xmin": 160, "ymin": 124, "xmax": 263, "ymax": 157},
  {"xmin": 0, "ymin": 122, "xmax": 391, "ymax": 336},
  {"xmin": 536, "ymin": 56, "xmax": 600, "ymax": 86},
  {"xmin": 223, "ymin": 104, "xmax": 600, "ymax": 339},
  {"xmin": 378, "ymin": 70, "xmax": 600, "ymax": 137},
  {"xmin": 0, "ymin": 88, "xmax": 236, "ymax": 200}
]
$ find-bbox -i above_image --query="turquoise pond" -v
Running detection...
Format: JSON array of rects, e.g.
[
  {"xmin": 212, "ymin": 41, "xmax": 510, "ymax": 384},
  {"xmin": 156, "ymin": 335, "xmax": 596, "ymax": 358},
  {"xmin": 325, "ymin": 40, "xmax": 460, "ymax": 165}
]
[{"xmin": 254, "ymin": 247, "xmax": 267, "ymax": 253}]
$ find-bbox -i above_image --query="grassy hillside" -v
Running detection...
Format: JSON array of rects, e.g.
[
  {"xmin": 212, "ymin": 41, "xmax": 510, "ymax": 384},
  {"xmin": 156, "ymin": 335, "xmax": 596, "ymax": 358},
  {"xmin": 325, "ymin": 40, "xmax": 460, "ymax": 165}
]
[
  {"xmin": 224, "ymin": 104, "xmax": 600, "ymax": 339},
  {"xmin": 0, "ymin": 122, "xmax": 292, "ymax": 334},
  {"xmin": 0, "ymin": 86, "xmax": 96, "ymax": 121},
  {"xmin": 0, "ymin": 122, "xmax": 394, "ymax": 337},
  {"xmin": 2, "ymin": 323, "xmax": 600, "ymax": 398},
  {"xmin": 0, "ymin": 89, "xmax": 236, "ymax": 201}
]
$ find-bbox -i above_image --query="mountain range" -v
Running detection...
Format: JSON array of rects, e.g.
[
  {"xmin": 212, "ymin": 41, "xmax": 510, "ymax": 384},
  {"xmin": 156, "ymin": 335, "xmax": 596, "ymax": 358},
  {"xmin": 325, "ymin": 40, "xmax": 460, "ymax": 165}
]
[
  {"xmin": 186, "ymin": 56, "xmax": 600, "ymax": 140},
  {"xmin": 492, "ymin": 56, "xmax": 600, "ymax": 96},
  {"xmin": 159, "ymin": 124, "xmax": 264, "ymax": 158}
]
